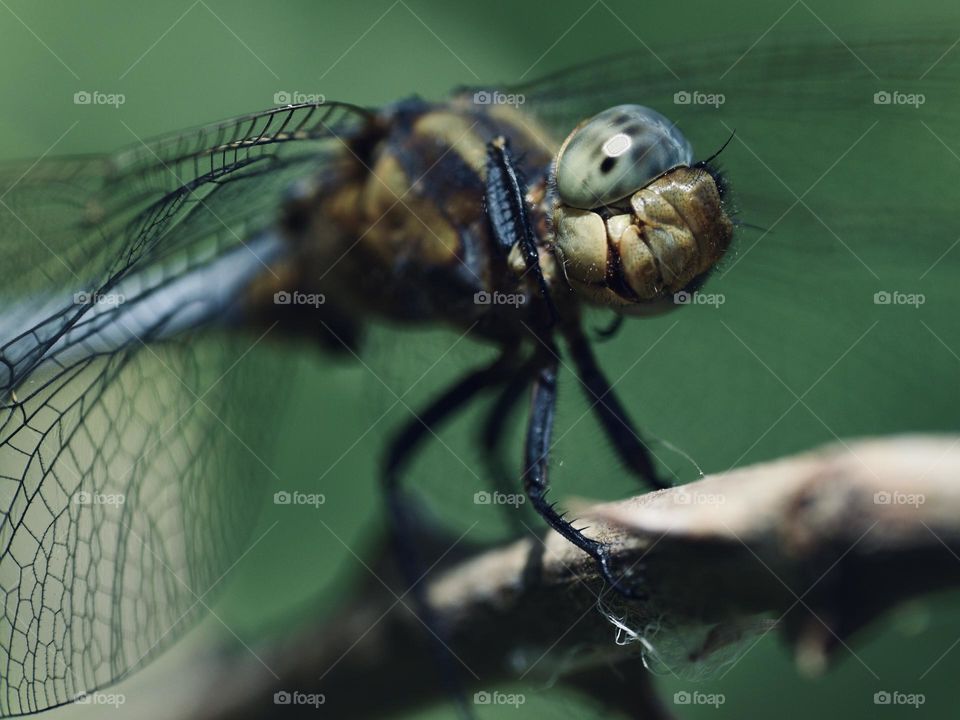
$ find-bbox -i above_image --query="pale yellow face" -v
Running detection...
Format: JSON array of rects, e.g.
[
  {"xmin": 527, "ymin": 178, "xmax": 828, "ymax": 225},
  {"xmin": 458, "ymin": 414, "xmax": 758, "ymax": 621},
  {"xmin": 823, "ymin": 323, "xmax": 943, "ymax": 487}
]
[{"xmin": 551, "ymin": 105, "xmax": 733, "ymax": 313}]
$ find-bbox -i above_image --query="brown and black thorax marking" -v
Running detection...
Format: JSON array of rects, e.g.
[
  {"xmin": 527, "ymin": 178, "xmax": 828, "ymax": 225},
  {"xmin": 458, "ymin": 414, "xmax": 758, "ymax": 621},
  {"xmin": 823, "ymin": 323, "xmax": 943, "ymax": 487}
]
[{"xmin": 283, "ymin": 97, "xmax": 562, "ymax": 344}]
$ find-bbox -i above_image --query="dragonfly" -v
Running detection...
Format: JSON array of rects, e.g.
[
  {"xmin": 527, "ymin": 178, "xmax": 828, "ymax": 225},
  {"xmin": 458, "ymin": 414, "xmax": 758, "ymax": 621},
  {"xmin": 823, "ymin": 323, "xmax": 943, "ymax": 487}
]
[{"xmin": 1, "ymin": 28, "xmax": 958, "ymax": 718}]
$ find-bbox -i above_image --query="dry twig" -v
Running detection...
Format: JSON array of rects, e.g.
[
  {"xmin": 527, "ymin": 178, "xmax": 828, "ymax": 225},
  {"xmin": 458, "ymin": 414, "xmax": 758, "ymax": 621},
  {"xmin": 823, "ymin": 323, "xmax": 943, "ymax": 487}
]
[{"xmin": 132, "ymin": 435, "xmax": 960, "ymax": 719}]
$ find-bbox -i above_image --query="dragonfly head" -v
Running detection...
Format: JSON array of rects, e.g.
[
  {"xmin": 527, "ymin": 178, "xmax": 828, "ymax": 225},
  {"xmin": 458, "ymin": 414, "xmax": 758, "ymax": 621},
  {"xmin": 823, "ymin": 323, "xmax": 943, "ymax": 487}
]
[{"xmin": 550, "ymin": 104, "xmax": 733, "ymax": 315}]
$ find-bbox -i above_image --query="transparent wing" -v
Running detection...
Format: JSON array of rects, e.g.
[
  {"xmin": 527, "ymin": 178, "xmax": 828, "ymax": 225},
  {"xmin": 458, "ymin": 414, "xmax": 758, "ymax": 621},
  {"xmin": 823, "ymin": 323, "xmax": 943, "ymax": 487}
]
[
  {"xmin": 453, "ymin": 29, "xmax": 960, "ymax": 493},
  {"xmin": 0, "ymin": 102, "xmax": 371, "ymax": 716},
  {"xmin": 0, "ymin": 101, "xmax": 369, "ymax": 389},
  {"xmin": 431, "ymin": 33, "xmax": 960, "ymax": 698}
]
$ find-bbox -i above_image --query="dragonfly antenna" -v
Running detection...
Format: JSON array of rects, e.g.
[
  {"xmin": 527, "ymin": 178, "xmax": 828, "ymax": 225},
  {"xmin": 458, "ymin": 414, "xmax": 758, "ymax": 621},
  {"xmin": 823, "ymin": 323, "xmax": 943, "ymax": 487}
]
[{"xmin": 700, "ymin": 128, "xmax": 736, "ymax": 166}]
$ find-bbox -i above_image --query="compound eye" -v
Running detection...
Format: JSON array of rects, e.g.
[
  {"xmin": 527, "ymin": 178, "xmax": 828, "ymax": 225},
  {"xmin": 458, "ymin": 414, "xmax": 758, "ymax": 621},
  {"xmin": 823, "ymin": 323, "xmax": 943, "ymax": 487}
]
[{"xmin": 556, "ymin": 104, "xmax": 693, "ymax": 209}]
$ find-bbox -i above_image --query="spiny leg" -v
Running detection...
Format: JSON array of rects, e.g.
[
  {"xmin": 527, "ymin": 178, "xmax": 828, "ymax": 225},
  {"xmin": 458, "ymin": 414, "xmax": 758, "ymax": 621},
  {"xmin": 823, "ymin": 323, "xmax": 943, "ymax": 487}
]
[
  {"xmin": 484, "ymin": 135, "xmax": 647, "ymax": 596},
  {"xmin": 564, "ymin": 327, "xmax": 669, "ymax": 490},
  {"xmin": 485, "ymin": 136, "xmax": 557, "ymax": 324},
  {"xmin": 479, "ymin": 356, "xmax": 540, "ymax": 534},
  {"xmin": 523, "ymin": 350, "xmax": 646, "ymax": 598},
  {"xmin": 383, "ymin": 351, "xmax": 516, "ymax": 557},
  {"xmin": 382, "ymin": 353, "xmax": 515, "ymax": 718},
  {"xmin": 384, "ymin": 353, "xmax": 515, "ymax": 484}
]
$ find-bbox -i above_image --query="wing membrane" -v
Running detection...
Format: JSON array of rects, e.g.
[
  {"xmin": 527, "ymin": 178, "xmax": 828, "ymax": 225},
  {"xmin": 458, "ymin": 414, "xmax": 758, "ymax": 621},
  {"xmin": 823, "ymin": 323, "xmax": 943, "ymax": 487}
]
[
  {"xmin": 459, "ymin": 31, "xmax": 960, "ymax": 501},
  {"xmin": 0, "ymin": 102, "xmax": 370, "ymax": 716},
  {"xmin": 0, "ymin": 102, "xmax": 368, "ymax": 385}
]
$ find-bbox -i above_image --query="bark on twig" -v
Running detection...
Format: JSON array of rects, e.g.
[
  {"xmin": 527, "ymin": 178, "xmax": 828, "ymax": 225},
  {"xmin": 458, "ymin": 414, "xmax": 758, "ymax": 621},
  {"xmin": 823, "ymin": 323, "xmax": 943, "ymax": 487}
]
[{"xmin": 164, "ymin": 435, "xmax": 960, "ymax": 719}]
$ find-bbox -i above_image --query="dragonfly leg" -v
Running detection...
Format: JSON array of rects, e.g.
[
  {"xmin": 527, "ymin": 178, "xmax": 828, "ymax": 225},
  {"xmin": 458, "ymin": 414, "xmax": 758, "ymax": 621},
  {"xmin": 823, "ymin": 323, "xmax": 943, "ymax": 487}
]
[
  {"xmin": 524, "ymin": 351, "xmax": 647, "ymax": 599},
  {"xmin": 384, "ymin": 353, "xmax": 516, "ymax": 487},
  {"xmin": 382, "ymin": 352, "xmax": 516, "ymax": 719},
  {"xmin": 593, "ymin": 313, "xmax": 625, "ymax": 341},
  {"xmin": 564, "ymin": 327, "xmax": 669, "ymax": 490},
  {"xmin": 484, "ymin": 136, "xmax": 558, "ymax": 324},
  {"xmin": 485, "ymin": 136, "xmax": 649, "ymax": 595},
  {"xmin": 479, "ymin": 355, "xmax": 541, "ymax": 534}
]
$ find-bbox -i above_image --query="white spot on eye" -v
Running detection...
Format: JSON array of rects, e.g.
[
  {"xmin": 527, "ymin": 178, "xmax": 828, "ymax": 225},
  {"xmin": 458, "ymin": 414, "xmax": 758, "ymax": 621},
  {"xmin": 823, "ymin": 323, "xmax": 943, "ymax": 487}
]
[
  {"xmin": 602, "ymin": 133, "xmax": 632, "ymax": 158},
  {"xmin": 556, "ymin": 105, "xmax": 693, "ymax": 208}
]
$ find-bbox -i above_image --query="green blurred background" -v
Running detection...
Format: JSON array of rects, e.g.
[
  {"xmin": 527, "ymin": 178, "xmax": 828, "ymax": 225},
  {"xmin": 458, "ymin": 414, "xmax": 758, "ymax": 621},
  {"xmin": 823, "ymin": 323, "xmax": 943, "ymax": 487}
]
[{"xmin": 2, "ymin": 0, "xmax": 960, "ymax": 717}]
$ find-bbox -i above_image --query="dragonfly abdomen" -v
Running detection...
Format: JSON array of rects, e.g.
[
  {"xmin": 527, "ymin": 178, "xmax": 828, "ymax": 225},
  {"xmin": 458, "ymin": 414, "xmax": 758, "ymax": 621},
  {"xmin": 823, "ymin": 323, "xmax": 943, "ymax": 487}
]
[{"xmin": 1, "ymin": 233, "xmax": 287, "ymax": 398}]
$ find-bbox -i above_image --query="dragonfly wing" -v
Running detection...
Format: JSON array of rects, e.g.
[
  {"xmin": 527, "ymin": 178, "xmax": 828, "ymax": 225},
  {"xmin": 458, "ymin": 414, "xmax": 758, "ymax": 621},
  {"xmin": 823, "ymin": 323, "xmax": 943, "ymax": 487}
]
[
  {"xmin": 0, "ymin": 101, "xmax": 370, "ymax": 387},
  {"xmin": 455, "ymin": 30, "xmax": 960, "ymax": 481},
  {"xmin": 0, "ymin": 102, "xmax": 371, "ymax": 715},
  {"xmin": 462, "ymin": 32, "xmax": 957, "ymax": 142},
  {"xmin": 439, "ymin": 33, "xmax": 960, "ymax": 694}
]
